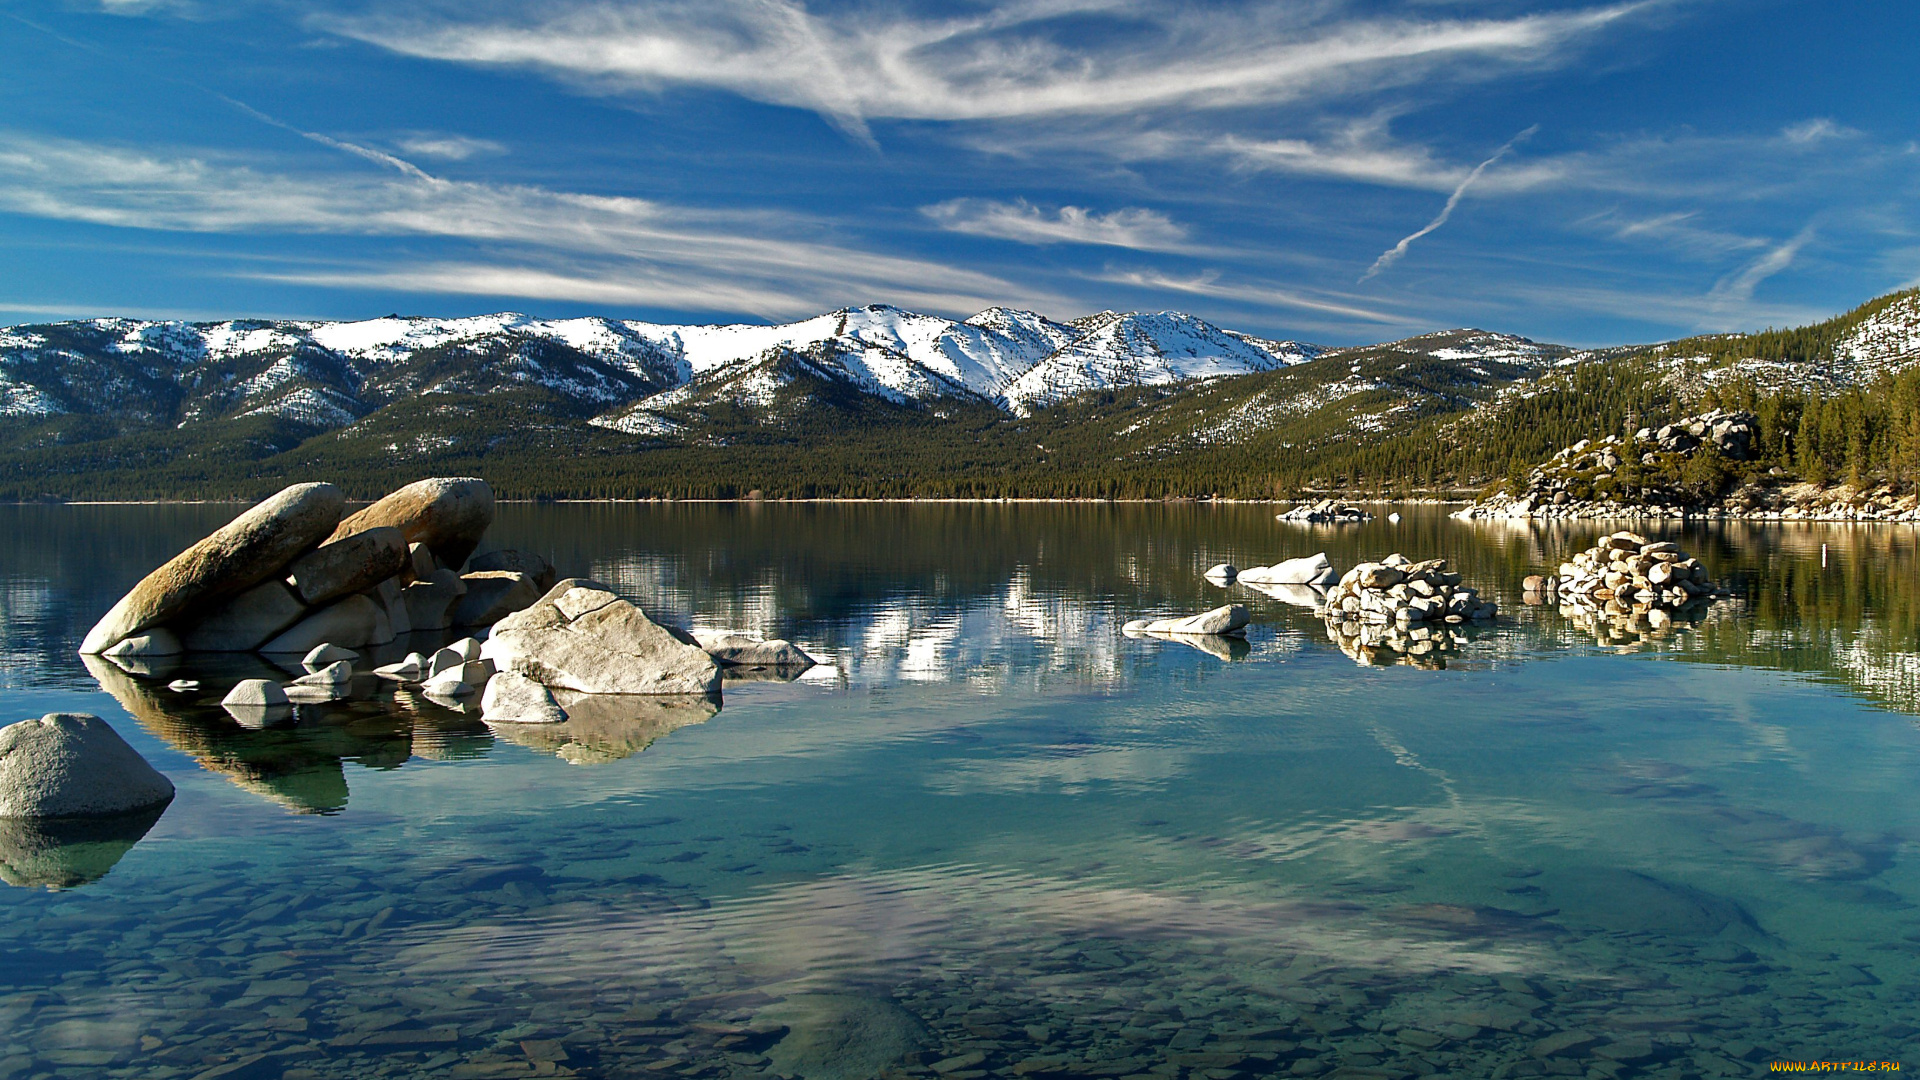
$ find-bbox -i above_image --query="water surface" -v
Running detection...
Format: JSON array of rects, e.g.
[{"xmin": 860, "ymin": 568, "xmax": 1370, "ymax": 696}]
[{"xmin": 1, "ymin": 504, "xmax": 1916, "ymax": 1079}]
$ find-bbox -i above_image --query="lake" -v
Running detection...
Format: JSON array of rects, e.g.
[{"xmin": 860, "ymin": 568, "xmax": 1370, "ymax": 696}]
[{"xmin": 1, "ymin": 502, "xmax": 1917, "ymax": 1079}]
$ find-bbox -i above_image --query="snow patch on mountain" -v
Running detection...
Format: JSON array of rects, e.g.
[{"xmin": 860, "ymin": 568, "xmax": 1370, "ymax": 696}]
[{"xmin": 1001, "ymin": 311, "xmax": 1315, "ymax": 415}]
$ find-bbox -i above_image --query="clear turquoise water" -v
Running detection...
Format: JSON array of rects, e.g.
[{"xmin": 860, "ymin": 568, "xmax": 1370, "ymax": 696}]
[{"xmin": 1, "ymin": 504, "xmax": 1916, "ymax": 1079}]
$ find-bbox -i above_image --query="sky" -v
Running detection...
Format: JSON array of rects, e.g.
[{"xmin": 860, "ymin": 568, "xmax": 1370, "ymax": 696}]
[{"xmin": 0, "ymin": 0, "xmax": 1916, "ymax": 346}]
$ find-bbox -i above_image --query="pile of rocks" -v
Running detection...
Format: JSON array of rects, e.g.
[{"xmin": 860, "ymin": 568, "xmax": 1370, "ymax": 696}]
[
  {"xmin": 1453, "ymin": 410, "xmax": 1758, "ymax": 521},
  {"xmin": 1318, "ymin": 555, "xmax": 1495, "ymax": 668},
  {"xmin": 1541, "ymin": 532, "xmax": 1729, "ymax": 612},
  {"xmin": 1321, "ymin": 554, "xmax": 1497, "ymax": 626},
  {"xmin": 79, "ymin": 477, "xmax": 555, "ymax": 661},
  {"xmin": 1277, "ymin": 500, "xmax": 1372, "ymax": 523}
]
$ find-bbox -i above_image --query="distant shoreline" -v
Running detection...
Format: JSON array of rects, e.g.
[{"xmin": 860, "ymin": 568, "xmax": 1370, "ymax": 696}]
[{"xmin": 29, "ymin": 496, "xmax": 1473, "ymax": 507}]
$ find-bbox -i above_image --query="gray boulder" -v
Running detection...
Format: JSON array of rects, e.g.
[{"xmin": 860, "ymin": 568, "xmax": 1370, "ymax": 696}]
[
  {"xmin": 453, "ymin": 571, "xmax": 541, "ymax": 627},
  {"xmin": 0, "ymin": 714, "xmax": 174, "ymax": 818},
  {"xmin": 401, "ymin": 568, "xmax": 467, "ymax": 631},
  {"xmin": 1239, "ymin": 552, "xmax": 1339, "ymax": 585},
  {"xmin": 691, "ymin": 629, "xmax": 816, "ymax": 669},
  {"xmin": 80, "ymin": 482, "xmax": 345, "ymax": 654},
  {"xmin": 222, "ymin": 679, "xmax": 289, "ymax": 707},
  {"xmin": 292, "ymin": 661, "xmax": 353, "ymax": 686},
  {"xmin": 1126, "ymin": 604, "xmax": 1251, "ymax": 637},
  {"xmin": 327, "ymin": 477, "xmax": 495, "ymax": 570},
  {"xmin": 285, "ymin": 526, "xmax": 408, "ymax": 607},
  {"xmin": 482, "ymin": 579, "xmax": 720, "ymax": 696},
  {"xmin": 260, "ymin": 594, "xmax": 391, "ymax": 654},
  {"xmin": 302, "ymin": 643, "xmax": 359, "ymax": 668},
  {"xmin": 178, "ymin": 580, "xmax": 308, "ymax": 653}
]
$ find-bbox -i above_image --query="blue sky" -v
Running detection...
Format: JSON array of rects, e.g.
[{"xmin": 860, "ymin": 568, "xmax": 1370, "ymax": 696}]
[{"xmin": 1, "ymin": 0, "xmax": 1915, "ymax": 346}]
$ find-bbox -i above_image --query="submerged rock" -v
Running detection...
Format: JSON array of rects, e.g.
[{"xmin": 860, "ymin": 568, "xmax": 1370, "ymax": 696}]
[
  {"xmin": 0, "ymin": 714, "xmax": 175, "ymax": 819},
  {"xmin": 483, "ymin": 579, "xmax": 721, "ymax": 696},
  {"xmin": 691, "ymin": 629, "xmax": 816, "ymax": 669},
  {"xmin": 80, "ymin": 482, "xmax": 345, "ymax": 655}
]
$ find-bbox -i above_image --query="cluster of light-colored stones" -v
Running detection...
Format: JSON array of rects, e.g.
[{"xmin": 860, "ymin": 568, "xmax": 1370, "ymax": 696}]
[
  {"xmin": 1318, "ymin": 554, "xmax": 1496, "ymax": 668},
  {"xmin": 1321, "ymin": 554, "xmax": 1497, "ymax": 626},
  {"xmin": 79, "ymin": 477, "xmax": 554, "ymax": 662},
  {"xmin": 1276, "ymin": 499, "xmax": 1372, "ymax": 523},
  {"xmin": 1538, "ymin": 531, "xmax": 1727, "ymax": 613}
]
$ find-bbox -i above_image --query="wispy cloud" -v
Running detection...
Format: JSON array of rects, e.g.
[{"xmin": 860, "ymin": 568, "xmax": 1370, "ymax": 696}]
[
  {"xmin": 1707, "ymin": 224, "xmax": 1817, "ymax": 309},
  {"xmin": 923, "ymin": 199, "xmax": 1188, "ymax": 250},
  {"xmin": 1361, "ymin": 125, "xmax": 1536, "ymax": 281},
  {"xmin": 0, "ymin": 133, "xmax": 1042, "ymax": 318},
  {"xmin": 394, "ymin": 134, "xmax": 507, "ymax": 161},
  {"xmin": 320, "ymin": 0, "xmax": 1653, "ymax": 138},
  {"xmin": 1091, "ymin": 268, "xmax": 1404, "ymax": 324}
]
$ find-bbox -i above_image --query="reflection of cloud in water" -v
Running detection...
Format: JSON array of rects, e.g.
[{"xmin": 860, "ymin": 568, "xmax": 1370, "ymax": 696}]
[{"xmin": 394, "ymin": 864, "xmax": 1566, "ymax": 1004}]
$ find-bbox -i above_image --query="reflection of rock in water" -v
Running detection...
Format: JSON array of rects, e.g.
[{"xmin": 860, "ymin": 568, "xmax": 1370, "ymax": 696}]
[
  {"xmin": 83, "ymin": 655, "xmax": 417, "ymax": 815},
  {"xmin": 758, "ymin": 993, "xmax": 931, "ymax": 1080},
  {"xmin": 1235, "ymin": 581, "xmax": 1328, "ymax": 609},
  {"xmin": 487, "ymin": 693, "xmax": 720, "ymax": 765},
  {"xmin": 1121, "ymin": 629, "xmax": 1251, "ymax": 661},
  {"xmin": 720, "ymin": 664, "xmax": 814, "ymax": 684},
  {"xmin": 0, "ymin": 803, "xmax": 168, "ymax": 888},
  {"xmin": 1553, "ymin": 595, "xmax": 1729, "ymax": 650},
  {"xmin": 1323, "ymin": 620, "xmax": 1479, "ymax": 669}
]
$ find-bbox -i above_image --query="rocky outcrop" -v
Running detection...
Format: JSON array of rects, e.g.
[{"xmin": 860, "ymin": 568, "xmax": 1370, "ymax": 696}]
[
  {"xmin": 1277, "ymin": 499, "xmax": 1371, "ymax": 523},
  {"xmin": 0, "ymin": 714, "xmax": 175, "ymax": 818},
  {"xmin": 80, "ymin": 482, "xmax": 345, "ymax": 654},
  {"xmin": 1549, "ymin": 532, "xmax": 1732, "ymax": 613},
  {"xmin": 329, "ymin": 477, "xmax": 495, "ymax": 569},
  {"xmin": 1320, "ymin": 554, "xmax": 1496, "ymax": 628},
  {"xmin": 1237, "ymin": 552, "xmax": 1339, "ymax": 585},
  {"xmin": 78, "ymin": 477, "xmax": 561, "ymax": 667},
  {"xmin": 1123, "ymin": 604, "xmax": 1251, "ymax": 636},
  {"xmin": 482, "ymin": 579, "xmax": 721, "ymax": 696},
  {"xmin": 692, "ymin": 630, "xmax": 817, "ymax": 669}
]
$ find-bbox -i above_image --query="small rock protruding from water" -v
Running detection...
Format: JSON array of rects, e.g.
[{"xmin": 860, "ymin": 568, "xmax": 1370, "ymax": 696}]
[
  {"xmin": 1277, "ymin": 499, "xmax": 1372, "ymax": 523},
  {"xmin": 1123, "ymin": 604, "xmax": 1251, "ymax": 637},
  {"xmin": 0, "ymin": 714, "xmax": 175, "ymax": 819},
  {"xmin": 1237, "ymin": 552, "xmax": 1338, "ymax": 585},
  {"xmin": 1203, "ymin": 562, "xmax": 1237, "ymax": 584}
]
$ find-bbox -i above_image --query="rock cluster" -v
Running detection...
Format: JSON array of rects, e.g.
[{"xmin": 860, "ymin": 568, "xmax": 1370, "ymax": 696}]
[
  {"xmin": 1318, "ymin": 555, "xmax": 1495, "ymax": 668},
  {"xmin": 1277, "ymin": 499, "xmax": 1371, "ymax": 523},
  {"xmin": 79, "ymin": 477, "xmax": 552, "ymax": 659},
  {"xmin": 1543, "ymin": 532, "xmax": 1731, "ymax": 612},
  {"xmin": 1321, "ymin": 554, "xmax": 1497, "ymax": 626}
]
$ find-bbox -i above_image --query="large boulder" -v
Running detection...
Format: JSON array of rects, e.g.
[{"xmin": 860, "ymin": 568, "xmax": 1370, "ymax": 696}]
[
  {"xmin": 178, "ymin": 580, "xmax": 308, "ymax": 653},
  {"xmin": 0, "ymin": 714, "xmax": 175, "ymax": 818},
  {"xmin": 285, "ymin": 526, "xmax": 408, "ymax": 607},
  {"xmin": 259, "ymin": 594, "xmax": 391, "ymax": 654},
  {"xmin": 80, "ymin": 482, "xmax": 345, "ymax": 654},
  {"xmin": 452, "ymin": 571, "xmax": 541, "ymax": 627},
  {"xmin": 482, "ymin": 579, "xmax": 720, "ymax": 696},
  {"xmin": 328, "ymin": 477, "xmax": 495, "ymax": 570}
]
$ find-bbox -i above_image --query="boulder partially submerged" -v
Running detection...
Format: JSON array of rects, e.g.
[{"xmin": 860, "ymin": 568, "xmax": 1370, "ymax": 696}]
[
  {"xmin": 1123, "ymin": 604, "xmax": 1251, "ymax": 637},
  {"xmin": 1237, "ymin": 552, "xmax": 1339, "ymax": 586},
  {"xmin": 78, "ymin": 477, "xmax": 557, "ymax": 669},
  {"xmin": 80, "ymin": 483, "xmax": 345, "ymax": 654},
  {"xmin": 691, "ymin": 629, "xmax": 817, "ymax": 670},
  {"xmin": 0, "ymin": 714, "xmax": 174, "ymax": 819},
  {"xmin": 483, "ymin": 579, "xmax": 721, "ymax": 696}
]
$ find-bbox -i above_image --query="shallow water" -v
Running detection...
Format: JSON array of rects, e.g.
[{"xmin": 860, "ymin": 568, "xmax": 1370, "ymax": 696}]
[{"xmin": 1, "ymin": 503, "xmax": 1917, "ymax": 1079}]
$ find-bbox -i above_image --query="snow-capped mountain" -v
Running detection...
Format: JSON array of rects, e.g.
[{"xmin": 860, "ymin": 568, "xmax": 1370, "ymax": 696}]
[{"xmin": 0, "ymin": 303, "xmax": 1317, "ymax": 429}]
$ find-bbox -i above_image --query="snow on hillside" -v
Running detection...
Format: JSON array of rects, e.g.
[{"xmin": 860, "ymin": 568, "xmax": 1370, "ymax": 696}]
[
  {"xmin": 1001, "ymin": 311, "xmax": 1315, "ymax": 415},
  {"xmin": 1833, "ymin": 291, "xmax": 1920, "ymax": 380}
]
